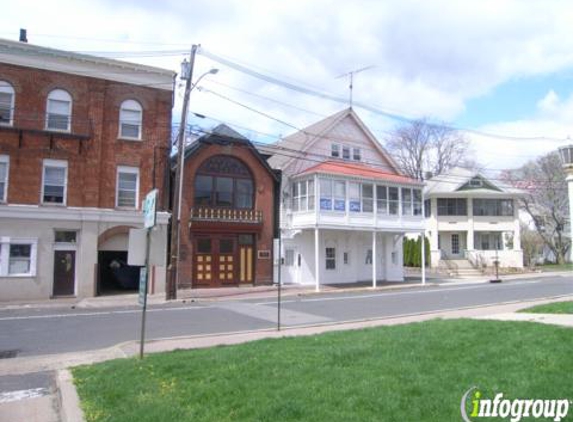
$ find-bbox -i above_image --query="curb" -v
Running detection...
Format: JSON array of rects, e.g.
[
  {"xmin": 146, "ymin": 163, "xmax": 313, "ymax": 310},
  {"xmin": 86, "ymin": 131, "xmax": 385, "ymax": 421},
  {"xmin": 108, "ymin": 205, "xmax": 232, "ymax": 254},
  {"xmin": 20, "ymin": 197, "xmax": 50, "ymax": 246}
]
[{"xmin": 57, "ymin": 369, "xmax": 85, "ymax": 422}]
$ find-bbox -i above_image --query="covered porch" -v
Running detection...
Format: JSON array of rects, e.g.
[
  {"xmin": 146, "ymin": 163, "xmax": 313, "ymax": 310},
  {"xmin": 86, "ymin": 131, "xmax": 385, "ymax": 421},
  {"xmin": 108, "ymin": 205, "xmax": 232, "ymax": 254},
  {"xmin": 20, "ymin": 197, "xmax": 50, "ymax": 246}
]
[{"xmin": 280, "ymin": 227, "xmax": 427, "ymax": 291}]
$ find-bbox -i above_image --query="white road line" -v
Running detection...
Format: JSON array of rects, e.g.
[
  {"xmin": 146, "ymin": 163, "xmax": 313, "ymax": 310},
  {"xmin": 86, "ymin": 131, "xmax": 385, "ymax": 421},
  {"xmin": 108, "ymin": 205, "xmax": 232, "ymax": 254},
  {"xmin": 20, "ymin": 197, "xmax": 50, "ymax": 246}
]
[
  {"xmin": 0, "ymin": 305, "xmax": 206, "ymax": 322},
  {"xmin": 0, "ymin": 387, "xmax": 49, "ymax": 403},
  {"xmin": 255, "ymin": 279, "xmax": 548, "ymax": 305}
]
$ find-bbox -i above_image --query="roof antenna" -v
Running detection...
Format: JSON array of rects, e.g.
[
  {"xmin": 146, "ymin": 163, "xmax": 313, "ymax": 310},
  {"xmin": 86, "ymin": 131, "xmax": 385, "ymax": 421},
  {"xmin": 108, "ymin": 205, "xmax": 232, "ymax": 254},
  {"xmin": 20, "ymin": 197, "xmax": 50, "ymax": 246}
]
[{"xmin": 336, "ymin": 65, "xmax": 375, "ymax": 107}]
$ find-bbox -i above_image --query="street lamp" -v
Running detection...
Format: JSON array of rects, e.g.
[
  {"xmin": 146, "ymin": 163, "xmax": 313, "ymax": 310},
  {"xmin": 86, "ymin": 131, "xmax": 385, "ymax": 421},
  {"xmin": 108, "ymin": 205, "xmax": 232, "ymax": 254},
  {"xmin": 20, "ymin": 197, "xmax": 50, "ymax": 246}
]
[
  {"xmin": 167, "ymin": 44, "xmax": 218, "ymax": 300},
  {"xmin": 557, "ymin": 142, "xmax": 573, "ymax": 263}
]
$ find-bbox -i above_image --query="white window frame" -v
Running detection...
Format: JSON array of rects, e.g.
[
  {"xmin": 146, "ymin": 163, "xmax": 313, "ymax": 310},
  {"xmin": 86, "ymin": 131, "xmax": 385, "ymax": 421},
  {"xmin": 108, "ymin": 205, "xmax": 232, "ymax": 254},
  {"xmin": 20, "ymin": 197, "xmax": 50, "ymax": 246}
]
[
  {"xmin": 118, "ymin": 99, "xmax": 143, "ymax": 140},
  {"xmin": 331, "ymin": 143, "xmax": 340, "ymax": 158},
  {"xmin": 342, "ymin": 145, "xmax": 351, "ymax": 160},
  {"xmin": 116, "ymin": 166, "xmax": 140, "ymax": 209},
  {"xmin": 352, "ymin": 147, "xmax": 361, "ymax": 161},
  {"xmin": 0, "ymin": 237, "xmax": 38, "ymax": 277},
  {"xmin": 0, "ymin": 81, "xmax": 15, "ymax": 126},
  {"xmin": 0, "ymin": 155, "xmax": 9, "ymax": 203},
  {"xmin": 325, "ymin": 247, "xmax": 336, "ymax": 270},
  {"xmin": 292, "ymin": 179, "xmax": 314, "ymax": 212},
  {"xmin": 46, "ymin": 89, "xmax": 72, "ymax": 132},
  {"xmin": 41, "ymin": 159, "xmax": 68, "ymax": 206}
]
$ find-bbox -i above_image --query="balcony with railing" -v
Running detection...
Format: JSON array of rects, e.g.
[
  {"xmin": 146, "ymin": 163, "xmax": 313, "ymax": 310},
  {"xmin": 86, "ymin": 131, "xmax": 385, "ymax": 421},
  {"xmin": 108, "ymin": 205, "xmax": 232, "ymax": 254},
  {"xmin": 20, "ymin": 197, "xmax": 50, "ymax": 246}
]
[{"xmin": 189, "ymin": 207, "xmax": 263, "ymax": 231}]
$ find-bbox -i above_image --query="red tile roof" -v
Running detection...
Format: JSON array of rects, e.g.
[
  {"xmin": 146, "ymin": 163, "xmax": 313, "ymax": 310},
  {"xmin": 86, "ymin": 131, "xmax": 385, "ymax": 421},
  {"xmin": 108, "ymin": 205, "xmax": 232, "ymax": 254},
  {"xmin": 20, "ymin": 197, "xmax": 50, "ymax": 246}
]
[{"xmin": 300, "ymin": 161, "xmax": 422, "ymax": 185}]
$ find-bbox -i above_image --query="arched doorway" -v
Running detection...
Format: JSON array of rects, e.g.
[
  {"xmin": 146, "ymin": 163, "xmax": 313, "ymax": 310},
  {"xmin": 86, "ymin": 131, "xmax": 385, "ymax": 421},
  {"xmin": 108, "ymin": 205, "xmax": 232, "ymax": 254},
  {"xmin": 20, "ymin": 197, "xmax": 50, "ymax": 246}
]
[{"xmin": 97, "ymin": 225, "xmax": 140, "ymax": 295}]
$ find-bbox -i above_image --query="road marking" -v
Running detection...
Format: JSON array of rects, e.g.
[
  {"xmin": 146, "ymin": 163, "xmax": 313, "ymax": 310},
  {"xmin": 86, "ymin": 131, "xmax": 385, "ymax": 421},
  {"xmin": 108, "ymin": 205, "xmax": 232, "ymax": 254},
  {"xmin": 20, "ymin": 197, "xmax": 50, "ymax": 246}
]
[
  {"xmin": 0, "ymin": 305, "xmax": 206, "ymax": 322},
  {"xmin": 0, "ymin": 387, "xmax": 49, "ymax": 403},
  {"xmin": 254, "ymin": 279, "xmax": 549, "ymax": 305},
  {"xmin": 215, "ymin": 302, "xmax": 330, "ymax": 324}
]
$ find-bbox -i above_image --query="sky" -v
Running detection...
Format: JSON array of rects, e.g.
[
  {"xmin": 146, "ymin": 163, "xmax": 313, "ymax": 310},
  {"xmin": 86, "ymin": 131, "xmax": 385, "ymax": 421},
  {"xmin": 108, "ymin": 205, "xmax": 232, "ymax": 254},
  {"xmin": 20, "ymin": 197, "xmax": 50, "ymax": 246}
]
[{"xmin": 2, "ymin": 0, "xmax": 573, "ymax": 172}]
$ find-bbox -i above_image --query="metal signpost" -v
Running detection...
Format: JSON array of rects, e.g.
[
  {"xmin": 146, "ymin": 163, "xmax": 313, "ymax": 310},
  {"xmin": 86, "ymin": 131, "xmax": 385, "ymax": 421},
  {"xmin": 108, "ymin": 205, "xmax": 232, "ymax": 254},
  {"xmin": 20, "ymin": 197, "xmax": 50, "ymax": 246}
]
[{"xmin": 139, "ymin": 189, "xmax": 158, "ymax": 359}]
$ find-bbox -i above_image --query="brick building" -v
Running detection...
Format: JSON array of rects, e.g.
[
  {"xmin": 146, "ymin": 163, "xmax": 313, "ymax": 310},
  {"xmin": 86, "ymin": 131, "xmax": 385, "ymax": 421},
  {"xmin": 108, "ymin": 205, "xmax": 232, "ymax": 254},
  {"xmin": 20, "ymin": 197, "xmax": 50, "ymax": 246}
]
[
  {"xmin": 177, "ymin": 125, "xmax": 280, "ymax": 288},
  {"xmin": 0, "ymin": 37, "xmax": 174, "ymax": 300}
]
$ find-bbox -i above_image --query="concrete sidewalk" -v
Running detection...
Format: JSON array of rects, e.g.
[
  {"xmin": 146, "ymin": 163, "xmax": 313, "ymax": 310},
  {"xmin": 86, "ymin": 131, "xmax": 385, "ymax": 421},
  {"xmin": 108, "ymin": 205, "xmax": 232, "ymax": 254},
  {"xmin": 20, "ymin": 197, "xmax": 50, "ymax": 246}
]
[
  {"xmin": 0, "ymin": 270, "xmax": 569, "ymax": 312},
  {"xmin": 1, "ymin": 294, "xmax": 571, "ymax": 422}
]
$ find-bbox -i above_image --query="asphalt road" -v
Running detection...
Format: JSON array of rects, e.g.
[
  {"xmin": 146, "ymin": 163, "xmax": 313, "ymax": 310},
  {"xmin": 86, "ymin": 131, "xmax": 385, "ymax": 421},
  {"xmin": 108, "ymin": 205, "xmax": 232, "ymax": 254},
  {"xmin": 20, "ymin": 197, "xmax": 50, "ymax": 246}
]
[{"xmin": 0, "ymin": 275, "xmax": 571, "ymax": 358}]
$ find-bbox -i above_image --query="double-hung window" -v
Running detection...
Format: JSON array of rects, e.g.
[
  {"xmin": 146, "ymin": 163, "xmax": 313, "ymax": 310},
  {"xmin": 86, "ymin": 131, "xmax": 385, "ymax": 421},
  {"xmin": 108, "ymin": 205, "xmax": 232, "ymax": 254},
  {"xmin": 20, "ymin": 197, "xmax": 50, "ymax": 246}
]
[
  {"xmin": 116, "ymin": 166, "xmax": 140, "ymax": 209},
  {"xmin": 413, "ymin": 189, "xmax": 422, "ymax": 216},
  {"xmin": 331, "ymin": 144, "xmax": 340, "ymax": 158},
  {"xmin": 0, "ymin": 155, "xmax": 8, "ymax": 202},
  {"xmin": 46, "ymin": 89, "xmax": 72, "ymax": 132},
  {"xmin": 388, "ymin": 187, "xmax": 399, "ymax": 215},
  {"xmin": 0, "ymin": 81, "xmax": 15, "ymax": 126},
  {"xmin": 437, "ymin": 198, "xmax": 467, "ymax": 216},
  {"xmin": 0, "ymin": 237, "xmax": 38, "ymax": 277},
  {"xmin": 376, "ymin": 185, "xmax": 388, "ymax": 215},
  {"xmin": 119, "ymin": 100, "xmax": 143, "ymax": 140},
  {"xmin": 352, "ymin": 148, "xmax": 361, "ymax": 161},
  {"xmin": 362, "ymin": 184, "xmax": 373, "ymax": 212},
  {"xmin": 319, "ymin": 179, "xmax": 345, "ymax": 211},
  {"xmin": 325, "ymin": 247, "xmax": 336, "ymax": 270},
  {"xmin": 42, "ymin": 159, "xmax": 67, "ymax": 205},
  {"xmin": 401, "ymin": 188, "xmax": 412, "ymax": 216},
  {"xmin": 349, "ymin": 182, "xmax": 361, "ymax": 212},
  {"xmin": 293, "ymin": 179, "xmax": 314, "ymax": 212},
  {"xmin": 342, "ymin": 145, "xmax": 351, "ymax": 160}
]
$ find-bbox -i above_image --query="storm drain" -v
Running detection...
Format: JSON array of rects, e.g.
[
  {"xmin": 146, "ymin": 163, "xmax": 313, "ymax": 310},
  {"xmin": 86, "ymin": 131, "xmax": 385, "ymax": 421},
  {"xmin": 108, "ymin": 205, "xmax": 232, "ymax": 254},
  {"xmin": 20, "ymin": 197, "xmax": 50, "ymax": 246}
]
[{"xmin": 0, "ymin": 350, "xmax": 19, "ymax": 359}]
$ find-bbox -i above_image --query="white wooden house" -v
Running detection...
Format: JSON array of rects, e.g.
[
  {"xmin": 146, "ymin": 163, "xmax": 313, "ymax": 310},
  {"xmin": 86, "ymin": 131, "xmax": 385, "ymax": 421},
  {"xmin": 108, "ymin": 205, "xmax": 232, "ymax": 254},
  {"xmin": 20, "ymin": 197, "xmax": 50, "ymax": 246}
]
[
  {"xmin": 263, "ymin": 108, "xmax": 425, "ymax": 290},
  {"xmin": 424, "ymin": 167, "xmax": 524, "ymax": 269}
]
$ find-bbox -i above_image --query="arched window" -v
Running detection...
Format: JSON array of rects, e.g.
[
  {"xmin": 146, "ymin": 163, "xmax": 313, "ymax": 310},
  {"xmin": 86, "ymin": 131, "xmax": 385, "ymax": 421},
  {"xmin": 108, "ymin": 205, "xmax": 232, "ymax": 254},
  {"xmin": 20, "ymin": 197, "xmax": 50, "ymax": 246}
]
[
  {"xmin": 46, "ymin": 89, "xmax": 72, "ymax": 132},
  {"xmin": 119, "ymin": 99, "xmax": 143, "ymax": 140},
  {"xmin": 0, "ymin": 81, "xmax": 15, "ymax": 126},
  {"xmin": 194, "ymin": 155, "xmax": 254, "ymax": 209}
]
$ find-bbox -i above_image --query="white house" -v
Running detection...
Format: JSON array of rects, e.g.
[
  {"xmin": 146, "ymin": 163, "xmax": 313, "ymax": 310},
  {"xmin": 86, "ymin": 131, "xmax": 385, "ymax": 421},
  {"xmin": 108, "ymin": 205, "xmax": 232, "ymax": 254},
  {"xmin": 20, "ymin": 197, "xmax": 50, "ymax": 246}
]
[
  {"xmin": 264, "ymin": 108, "xmax": 425, "ymax": 290},
  {"xmin": 424, "ymin": 167, "xmax": 524, "ymax": 270}
]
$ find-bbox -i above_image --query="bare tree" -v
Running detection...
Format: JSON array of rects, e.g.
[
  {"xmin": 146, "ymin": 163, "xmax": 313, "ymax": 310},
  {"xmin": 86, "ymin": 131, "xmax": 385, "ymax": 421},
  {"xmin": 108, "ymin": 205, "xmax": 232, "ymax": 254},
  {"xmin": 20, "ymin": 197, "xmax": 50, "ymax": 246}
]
[
  {"xmin": 502, "ymin": 152, "xmax": 570, "ymax": 264},
  {"xmin": 385, "ymin": 119, "xmax": 471, "ymax": 180},
  {"xmin": 520, "ymin": 223, "xmax": 544, "ymax": 268}
]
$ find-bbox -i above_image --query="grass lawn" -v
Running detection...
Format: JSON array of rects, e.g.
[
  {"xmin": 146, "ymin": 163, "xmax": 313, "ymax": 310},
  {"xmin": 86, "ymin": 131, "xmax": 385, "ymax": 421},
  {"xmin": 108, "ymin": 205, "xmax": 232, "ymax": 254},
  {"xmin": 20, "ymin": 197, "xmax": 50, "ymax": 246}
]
[
  {"xmin": 538, "ymin": 263, "xmax": 573, "ymax": 272},
  {"xmin": 73, "ymin": 319, "xmax": 573, "ymax": 422},
  {"xmin": 519, "ymin": 301, "xmax": 573, "ymax": 314}
]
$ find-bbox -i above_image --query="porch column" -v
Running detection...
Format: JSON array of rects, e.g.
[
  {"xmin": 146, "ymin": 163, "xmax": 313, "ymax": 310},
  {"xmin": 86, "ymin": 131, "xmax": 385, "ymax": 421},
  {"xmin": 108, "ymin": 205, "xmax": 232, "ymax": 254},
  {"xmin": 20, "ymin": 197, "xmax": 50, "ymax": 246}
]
[
  {"xmin": 315, "ymin": 227, "xmax": 320, "ymax": 292},
  {"xmin": 467, "ymin": 198, "xmax": 475, "ymax": 250},
  {"xmin": 372, "ymin": 231, "xmax": 377, "ymax": 288},
  {"xmin": 421, "ymin": 232, "xmax": 426, "ymax": 285}
]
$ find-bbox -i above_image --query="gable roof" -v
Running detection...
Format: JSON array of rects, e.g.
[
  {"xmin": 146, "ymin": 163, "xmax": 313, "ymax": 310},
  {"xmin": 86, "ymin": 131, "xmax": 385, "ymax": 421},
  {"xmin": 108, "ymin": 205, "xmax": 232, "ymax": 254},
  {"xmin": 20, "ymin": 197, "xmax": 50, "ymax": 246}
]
[
  {"xmin": 424, "ymin": 167, "xmax": 524, "ymax": 196},
  {"xmin": 299, "ymin": 161, "xmax": 422, "ymax": 185},
  {"xmin": 182, "ymin": 124, "xmax": 279, "ymax": 181},
  {"xmin": 263, "ymin": 108, "xmax": 401, "ymax": 174}
]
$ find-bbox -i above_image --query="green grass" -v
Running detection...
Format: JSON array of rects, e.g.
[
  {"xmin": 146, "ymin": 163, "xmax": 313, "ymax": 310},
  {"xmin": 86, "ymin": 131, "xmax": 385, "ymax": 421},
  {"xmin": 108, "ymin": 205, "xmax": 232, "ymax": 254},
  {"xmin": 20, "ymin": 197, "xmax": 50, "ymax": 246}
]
[
  {"xmin": 538, "ymin": 263, "xmax": 573, "ymax": 272},
  {"xmin": 73, "ymin": 320, "xmax": 573, "ymax": 422},
  {"xmin": 519, "ymin": 301, "xmax": 573, "ymax": 314}
]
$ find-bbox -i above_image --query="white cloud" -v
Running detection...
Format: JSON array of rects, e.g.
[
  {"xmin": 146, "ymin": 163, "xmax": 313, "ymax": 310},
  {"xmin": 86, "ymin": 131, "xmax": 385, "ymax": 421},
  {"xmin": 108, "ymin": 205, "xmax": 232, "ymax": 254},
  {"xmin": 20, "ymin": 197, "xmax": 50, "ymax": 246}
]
[{"xmin": 3, "ymin": 0, "xmax": 573, "ymax": 166}]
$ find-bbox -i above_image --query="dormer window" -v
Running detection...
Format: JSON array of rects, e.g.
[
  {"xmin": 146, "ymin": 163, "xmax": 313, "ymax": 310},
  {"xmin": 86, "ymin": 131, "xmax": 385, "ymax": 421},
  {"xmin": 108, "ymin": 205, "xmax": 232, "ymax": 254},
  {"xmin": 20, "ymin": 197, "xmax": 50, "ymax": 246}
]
[
  {"xmin": 331, "ymin": 143, "xmax": 340, "ymax": 158},
  {"xmin": 46, "ymin": 89, "xmax": 72, "ymax": 132},
  {"xmin": 469, "ymin": 178, "xmax": 483, "ymax": 188}
]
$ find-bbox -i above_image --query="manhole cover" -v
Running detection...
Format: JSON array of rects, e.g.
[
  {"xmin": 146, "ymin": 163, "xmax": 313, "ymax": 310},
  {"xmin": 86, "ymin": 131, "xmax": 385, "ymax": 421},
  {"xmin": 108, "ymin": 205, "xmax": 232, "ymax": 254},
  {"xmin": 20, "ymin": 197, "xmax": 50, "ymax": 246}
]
[{"xmin": 0, "ymin": 350, "xmax": 19, "ymax": 359}]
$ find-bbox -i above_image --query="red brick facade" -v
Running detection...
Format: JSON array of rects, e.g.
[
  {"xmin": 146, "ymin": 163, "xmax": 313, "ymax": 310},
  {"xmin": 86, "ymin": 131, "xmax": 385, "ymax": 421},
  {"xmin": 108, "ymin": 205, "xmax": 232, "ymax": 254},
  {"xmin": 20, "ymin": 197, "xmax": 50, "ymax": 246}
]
[
  {"xmin": 0, "ymin": 62, "xmax": 173, "ymax": 209},
  {"xmin": 178, "ymin": 133, "xmax": 279, "ymax": 287}
]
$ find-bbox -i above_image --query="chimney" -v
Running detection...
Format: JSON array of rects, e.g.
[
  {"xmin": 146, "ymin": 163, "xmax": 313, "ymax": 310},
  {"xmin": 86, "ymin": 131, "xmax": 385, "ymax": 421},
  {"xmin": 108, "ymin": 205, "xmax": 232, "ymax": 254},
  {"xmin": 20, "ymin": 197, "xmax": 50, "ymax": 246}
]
[{"xmin": 19, "ymin": 29, "xmax": 28, "ymax": 43}]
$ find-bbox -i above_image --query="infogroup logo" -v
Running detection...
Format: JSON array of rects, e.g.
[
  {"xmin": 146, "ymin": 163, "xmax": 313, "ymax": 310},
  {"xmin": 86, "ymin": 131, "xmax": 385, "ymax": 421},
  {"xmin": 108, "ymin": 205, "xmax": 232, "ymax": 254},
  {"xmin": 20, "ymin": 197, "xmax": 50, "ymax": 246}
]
[{"xmin": 461, "ymin": 387, "xmax": 571, "ymax": 422}]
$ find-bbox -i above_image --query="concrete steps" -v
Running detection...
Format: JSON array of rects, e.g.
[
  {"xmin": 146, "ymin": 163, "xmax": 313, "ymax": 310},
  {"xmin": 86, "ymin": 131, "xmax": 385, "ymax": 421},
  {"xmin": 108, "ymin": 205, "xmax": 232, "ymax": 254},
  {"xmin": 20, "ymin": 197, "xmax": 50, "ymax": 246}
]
[{"xmin": 440, "ymin": 259, "xmax": 484, "ymax": 278}]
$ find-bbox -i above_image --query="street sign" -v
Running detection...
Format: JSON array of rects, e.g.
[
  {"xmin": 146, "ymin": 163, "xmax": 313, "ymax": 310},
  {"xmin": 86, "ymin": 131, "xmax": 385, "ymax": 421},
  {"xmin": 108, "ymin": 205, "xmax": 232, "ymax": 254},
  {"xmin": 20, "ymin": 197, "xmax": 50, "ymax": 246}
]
[
  {"xmin": 138, "ymin": 267, "xmax": 148, "ymax": 306},
  {"xmin": 143, "ymin": 189, "xmax": 158, "ymax": 229}
]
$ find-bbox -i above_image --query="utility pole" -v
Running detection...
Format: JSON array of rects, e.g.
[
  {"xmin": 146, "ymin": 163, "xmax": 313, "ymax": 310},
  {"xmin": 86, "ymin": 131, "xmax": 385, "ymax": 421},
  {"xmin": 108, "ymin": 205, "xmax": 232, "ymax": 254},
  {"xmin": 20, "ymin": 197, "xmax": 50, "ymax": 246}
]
[
  {"xmin": 167, "ymin": 45, "xmax": 197, "ymax": 300},
  {"xmin": 336, "ymin": 65, "xmax": 375, "ymax": 107}
]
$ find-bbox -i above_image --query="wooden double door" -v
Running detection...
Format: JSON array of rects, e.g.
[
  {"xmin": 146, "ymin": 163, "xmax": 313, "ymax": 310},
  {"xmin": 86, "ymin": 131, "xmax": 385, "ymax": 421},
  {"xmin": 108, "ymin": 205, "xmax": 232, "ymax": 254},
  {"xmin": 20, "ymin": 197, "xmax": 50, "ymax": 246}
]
[{"xmin": 194, "ymin": 234, "xmax": 254, "ymax": 287}]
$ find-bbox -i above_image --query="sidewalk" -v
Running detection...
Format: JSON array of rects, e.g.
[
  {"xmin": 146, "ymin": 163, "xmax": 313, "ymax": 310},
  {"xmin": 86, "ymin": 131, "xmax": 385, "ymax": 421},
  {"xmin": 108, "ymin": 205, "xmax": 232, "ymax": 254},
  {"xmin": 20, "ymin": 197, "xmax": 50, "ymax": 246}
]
[
  {"xmin": 1, "ymin": 294, "xmax": 571, "ymax": 422},
  {"xmin": 0, "ymin": 270, "xmax": 569, "ymax": 311}
]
